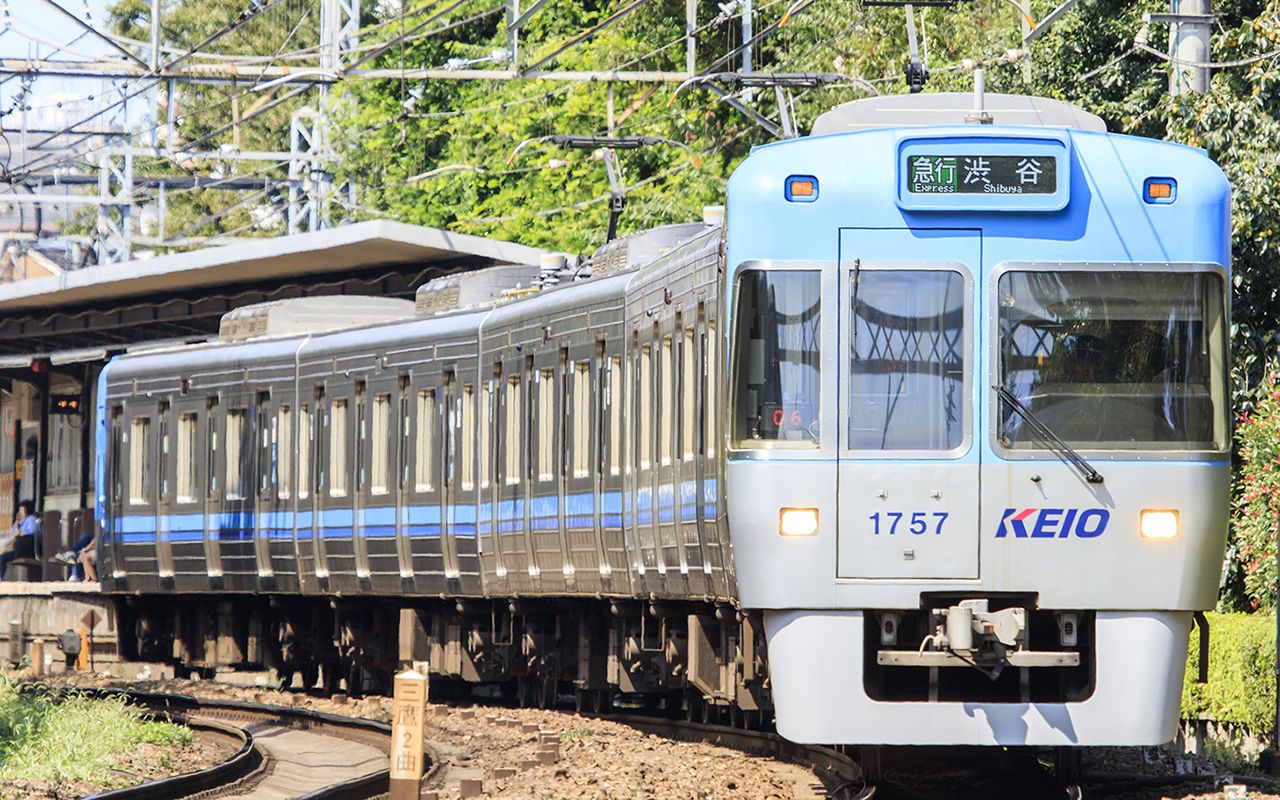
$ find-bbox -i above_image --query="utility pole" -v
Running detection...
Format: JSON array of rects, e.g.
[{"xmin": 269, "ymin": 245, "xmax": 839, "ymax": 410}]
[{"xmin": 1164, "ymin": 0, "xmax": 1213, "ymax": 95}]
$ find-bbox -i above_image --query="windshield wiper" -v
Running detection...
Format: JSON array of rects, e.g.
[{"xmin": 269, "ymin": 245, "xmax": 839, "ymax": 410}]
[{"xmin": 994, "ymin": 386, "xmax": 1104, "ymax": 484}]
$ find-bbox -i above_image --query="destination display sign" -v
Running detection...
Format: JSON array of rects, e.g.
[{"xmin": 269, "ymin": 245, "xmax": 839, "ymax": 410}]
[{"xmin": 907, "ymin": 155, "xmax": 1058, "ymax": 195}]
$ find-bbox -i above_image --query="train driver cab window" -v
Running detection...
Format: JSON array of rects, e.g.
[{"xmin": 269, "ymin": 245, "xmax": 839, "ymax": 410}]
[
  {"xmin": 849, "ymin": 269, "xmax": 966, "ymax": 451},
  {"xmin": 997, "ymin": 269, "xmax": 1227, "ymax": 451},
  {"xmin": 731, "ymin": 270, "xmax": 822, "ymax": 449}
]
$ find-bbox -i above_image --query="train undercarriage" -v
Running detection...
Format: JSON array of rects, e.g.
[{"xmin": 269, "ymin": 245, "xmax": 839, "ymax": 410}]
[{"xmin": 116, "ymin": 595, "xmax": 772, "ymax": 723}]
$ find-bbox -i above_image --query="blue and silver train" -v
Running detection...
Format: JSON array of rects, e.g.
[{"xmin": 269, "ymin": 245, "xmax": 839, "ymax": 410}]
[{"xmin": 98, "ymin": 91, "xmax": 1230, "ymax": 751}]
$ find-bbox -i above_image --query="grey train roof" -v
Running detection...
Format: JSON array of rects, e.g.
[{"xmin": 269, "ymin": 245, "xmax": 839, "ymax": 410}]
[{"xmin": 810, "ymin": 93, "xmax": 1107, "ymax": 135}]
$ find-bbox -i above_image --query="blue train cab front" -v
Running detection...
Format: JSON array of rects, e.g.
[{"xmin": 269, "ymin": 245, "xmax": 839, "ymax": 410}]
[{"xmin": 721, "ymin": 91, "xmax": 1232, "ymax": 745}]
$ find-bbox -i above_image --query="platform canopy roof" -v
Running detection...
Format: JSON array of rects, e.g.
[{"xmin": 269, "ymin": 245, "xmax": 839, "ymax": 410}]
[{"xmin": 0, "ymin": 220, "xmax": 551, "ymax": 361}]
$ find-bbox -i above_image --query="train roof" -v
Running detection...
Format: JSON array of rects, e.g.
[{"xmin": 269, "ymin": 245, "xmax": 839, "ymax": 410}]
[{"xmin": 810, "ymin": 93, "xmax": 1106, "ymax": 135}]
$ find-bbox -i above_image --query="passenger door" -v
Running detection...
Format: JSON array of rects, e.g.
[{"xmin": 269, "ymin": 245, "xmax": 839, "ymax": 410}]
[{"xmin": 836, "ymin": 228, "xmax": 980, "ymax": 580}]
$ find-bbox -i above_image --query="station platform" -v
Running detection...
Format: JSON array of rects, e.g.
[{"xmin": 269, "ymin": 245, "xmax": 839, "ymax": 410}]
[{"xmin": 0, "ymin": 581, "xmax": 117, "ymax": 670}]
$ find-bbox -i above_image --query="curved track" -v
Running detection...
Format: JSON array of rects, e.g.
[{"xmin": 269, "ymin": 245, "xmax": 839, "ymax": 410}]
[{"xmin": 62, "ymin": 688, "xmax": 409, "ymax": 800}]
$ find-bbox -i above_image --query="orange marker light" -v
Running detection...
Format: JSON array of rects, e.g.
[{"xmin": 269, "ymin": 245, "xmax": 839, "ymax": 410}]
[
  {"xmin": 785, "ymin": 175, "xmax": 819, "ymax": 202},
  {"xmin": 1143, "ymin": 177, "xmax": 1176, "ymax": 204}
]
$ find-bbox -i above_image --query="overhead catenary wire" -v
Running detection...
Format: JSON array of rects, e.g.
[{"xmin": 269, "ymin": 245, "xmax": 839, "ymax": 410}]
[
  {"xmin": 522, "ymin": 0, "xmax": 653, "ymax": 72},
  {"xmin": 161, "ymin": 0, "xmax": 289, "ymax": 72}
]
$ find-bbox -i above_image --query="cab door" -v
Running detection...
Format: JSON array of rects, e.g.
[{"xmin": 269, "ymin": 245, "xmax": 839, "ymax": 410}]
[{"xmin": 836, "ymin": 228, "xmax": 980, "ymax": 580}]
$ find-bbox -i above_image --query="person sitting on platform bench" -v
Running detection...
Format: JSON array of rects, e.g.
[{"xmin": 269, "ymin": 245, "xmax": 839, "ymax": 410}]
[
  {"xmin": 77, "ymin": 538, "xmax": 97, "ymax": 583},
  {"xmin": 0, "ymin": 501, "xmax": 41, "ymax": 580},
  {"xmin": 55, "ymin": 532, "xmax": 95, "ymax": 580}
]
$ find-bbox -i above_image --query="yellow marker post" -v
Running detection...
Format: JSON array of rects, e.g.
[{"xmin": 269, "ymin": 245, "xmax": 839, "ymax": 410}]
[{"xmin": 389, "ymin": 667, "xmax": 429, "ymax": 800}]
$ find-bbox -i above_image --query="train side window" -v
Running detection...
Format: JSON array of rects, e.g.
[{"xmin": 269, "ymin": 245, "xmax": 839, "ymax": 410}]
[
  {"xmin": 355, "ymin": 383, "xmax": 367, "ymax": 492},
  {"xmin": 372, "ymin": 394, "xmax": 390, "ymax": 495},
  {"xmin": 110, "ymin": 406, "xmax": 124, "ymax": 509},
  {"xmin": 415, "ymin": 389, "xmax": 434, "ymax": 492},
  {"xmin": 639, "ymin": 344, "xmax": 652, "ymax": 470},
  {"xmin": 480, "ymin": 379, "xmax": 493, "ymax": 489},
  {"xmin": 258, "ymin": 406, "xmax": 272, "ymax": 498},
  {"xmin": 461, "ymin": 385, "xmax": 476, "ymax": 491},
  {"xmin": 330, "ymin": 398, "xmax": 349, "ymax": 497},
  {"xmin": 660, "ymin": 336, "xmax": 673, "ymax": 467},
  {"xmin": 158, "ymin": 402, "xmax": 170, "ymax": 502},
  {"xmin": 537, "ymin": 369, "xmax": 554, "ymax": 482},
  {"xmin": 128, "ymin": 416, "xmax": 151, "ymax": 505},
  {"xmin": 572, "ymin": 362, "xmax": 590, "ymax": 478},
  {"xmin": 505, "ymin": 375, "xmax": 521, "ymax": 485},
  {"xmin": 608, "ymin": 355, "xmax": 622, "ymax": 477},
  {"xmin": 206, "ymin": 398, "xmax": 219, "ymax": 498},
  {"xmin": 682, "ymin": 327, "xmax": 696, "ymax": 462},
  {"xmin": 398, "ymin": 378, "xmax": 410, "ymax": 491},
  {"xmin": 225, "ymin": 410, "xmax": 246, "ymax": 500},
  {"xmin": 706, "ymin": 318, "xmax": 717, "ymax": 459},
  {"xmin": 177, "ymin": 413, "xmax": 198, "ymax": 503},
  {"xmin": 277, "ymin": 406, "xmax": 293, "ymax": 500},
  {"xmin": 298, "ymin": 405, "xmax": 311, "ymax": 500}
]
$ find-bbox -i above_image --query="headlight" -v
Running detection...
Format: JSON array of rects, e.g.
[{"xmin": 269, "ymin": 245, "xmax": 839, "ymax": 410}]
[
  {"xmin": 1140, "ymin": 509, "xmax": 1179, "ymax": 540},
  {"xmin": 779, "ymin": 507, "xmax": 819, "ymax": 537}
]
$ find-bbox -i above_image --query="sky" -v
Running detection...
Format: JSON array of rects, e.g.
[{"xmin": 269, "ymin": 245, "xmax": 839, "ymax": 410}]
[{"xmin": 1, "ymin": 1, "xmax": 146, "ymax": 140}]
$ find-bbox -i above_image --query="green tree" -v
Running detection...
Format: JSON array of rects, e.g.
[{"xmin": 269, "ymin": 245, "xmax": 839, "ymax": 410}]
[{"xmin": 106, "ymin": 0, "xmax": 321, "ymax": 245}]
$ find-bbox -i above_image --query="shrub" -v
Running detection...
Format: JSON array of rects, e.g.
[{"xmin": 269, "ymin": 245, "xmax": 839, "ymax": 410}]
[
  {"xmin": 1232, "ymin": 369, "xmax": 1280, "ymax": 609},
  {"xmin": 1183, "ymin": 611, "xmax": 1276, "ymax": 735}
]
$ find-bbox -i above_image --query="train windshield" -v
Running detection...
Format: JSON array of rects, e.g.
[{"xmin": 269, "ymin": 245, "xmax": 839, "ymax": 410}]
[
  {"xmin": 997, "ymin": 270, "xmax": 1227, "ymax": 452},
  {"xmin": 731, "ymin": 270, "xmax": 822, "ymax": 449},
  {"xmin": 849, "ymin": 269, "xmax": 966, "ymax": 451}
]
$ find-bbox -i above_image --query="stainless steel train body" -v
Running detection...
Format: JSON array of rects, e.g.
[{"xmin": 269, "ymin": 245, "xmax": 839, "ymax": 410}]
[{"xmin": 97, "ymin": 93, "xmax": 1231, "ymax": 747}]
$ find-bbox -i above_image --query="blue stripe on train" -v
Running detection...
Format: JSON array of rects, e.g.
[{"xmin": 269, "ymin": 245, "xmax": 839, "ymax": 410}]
[{"xmin": 110, "ymin": 482, "xmax": 718, "ymax": 544}]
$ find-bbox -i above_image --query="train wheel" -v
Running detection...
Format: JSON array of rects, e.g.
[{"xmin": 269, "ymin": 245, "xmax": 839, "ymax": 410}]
[
  {"xmin": 322, "ymin": 662, "xmax": 342, "ymax": 695},
  {"xmin": 539, "ymin": 677, "xmax": 557, "ymax": 709},
  {"xmin": 346, "ymin": 662, "xmax": 364, "ymax": 697},
  {"xmin": 277, "ymin": 669, "xmax": 295, "ymax": 691},
  {"xmin": 301, "ymin": 664, "xmax": 319, "ymax": 691},
  {"xmin": 684, "ymin": 692, "xmax": 703, "ymax": 723}
]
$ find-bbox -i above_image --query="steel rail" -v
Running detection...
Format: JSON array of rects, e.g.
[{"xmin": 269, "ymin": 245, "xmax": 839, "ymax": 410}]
[
  {"xmin": 79, "ymin": 716, "xmax": 261, "ymax": 800},
  {"xmin": 41, "ymin": 686, "xmax": 406, "ymax": 800}
]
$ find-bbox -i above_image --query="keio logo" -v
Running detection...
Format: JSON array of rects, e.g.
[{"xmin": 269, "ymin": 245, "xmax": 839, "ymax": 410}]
[{"xmin": 995, "ymin": 508, "xmax": 1110, "ymax": 539}]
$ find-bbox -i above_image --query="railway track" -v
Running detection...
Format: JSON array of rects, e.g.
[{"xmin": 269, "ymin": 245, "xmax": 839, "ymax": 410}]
[
  {"xmin": 57, "ymin": 680, "xmax": 1158, "ymax": 800},
  {"xmin": 57, "ymin": 687, "xmax": 408, "ymax": 800},
  {"xmin": 52, "ymin": 682, "xmax": 868, "ymax": 800}
]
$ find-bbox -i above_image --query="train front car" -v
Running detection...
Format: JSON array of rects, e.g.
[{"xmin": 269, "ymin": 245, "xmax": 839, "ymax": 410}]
[{"xmin": 724, "ymin": 94, "xmax": 1231, "ymax": 747}]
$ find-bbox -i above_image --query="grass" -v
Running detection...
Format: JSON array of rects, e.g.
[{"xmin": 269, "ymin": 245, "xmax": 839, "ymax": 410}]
[{"xmin": 0, "ymin": 678, "xmax": 192, "ymax": 787}]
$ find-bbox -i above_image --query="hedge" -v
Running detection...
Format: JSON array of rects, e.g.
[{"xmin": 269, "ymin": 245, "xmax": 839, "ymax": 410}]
[{"xmin": 1182, "ymin": 611, "xmax": 1276, "ymax": 734}]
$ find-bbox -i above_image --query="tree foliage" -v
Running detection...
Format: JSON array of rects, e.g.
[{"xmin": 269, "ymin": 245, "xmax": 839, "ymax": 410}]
[{"xmin": 106, "ymin": 0, "xmax": 321, "ymax": 245}]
